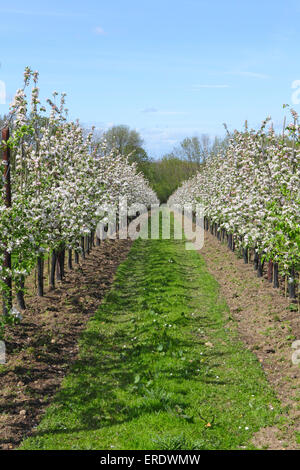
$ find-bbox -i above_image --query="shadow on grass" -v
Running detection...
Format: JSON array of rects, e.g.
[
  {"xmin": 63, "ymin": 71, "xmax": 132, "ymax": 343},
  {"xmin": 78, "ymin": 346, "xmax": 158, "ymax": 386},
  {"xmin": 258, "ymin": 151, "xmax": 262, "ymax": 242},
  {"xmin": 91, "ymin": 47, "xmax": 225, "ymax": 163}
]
[
  {"xmin": 20, "ymin": 231, "xmax": 282, "ymax": 450},
  {"xmin": 28, "ymin": 316, "xmax": 234, "ymax": 439}
]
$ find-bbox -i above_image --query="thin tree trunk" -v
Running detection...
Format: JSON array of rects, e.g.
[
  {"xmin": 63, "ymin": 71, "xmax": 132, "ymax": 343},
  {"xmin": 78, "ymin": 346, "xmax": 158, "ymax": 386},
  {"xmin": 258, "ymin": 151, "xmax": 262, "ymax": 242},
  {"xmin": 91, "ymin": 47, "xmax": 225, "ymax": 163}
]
[
  {"xmin": 50, "ymin": 250, "xmax": 57, "ymax": 289},
  {"xmin": 56, "ymin": 248, "xmax": 65, "ymax": 280},
  {"xmin": 37, "ymin": 255, "xmax": 44, "ymax": 297},
  {"xmin": 68, "ymin": 249, "xmax": 72, "ymax": 270},
  {"xmin": 257, "ymin": 255, "xmax": 263, "ymax": 277},
  {"xmin": 254, "ymin": 251, "xmax": 259, "ymax": 270},
  {"xmin": 267, "ymin": 260, "xmax": 273, "ymax": 283},
  {"xmin": 17, "ymin": 276, "xmax": 26, "ymax": 310},
  {"xmin": 81, "ymin": 236, "xmax": 85, "ymax": 259},
  {"xmin": 227, "ymin": 233, "xmax": 232, "ymax": 250},
  {"xmin": 273, "ymin": 263, "xmax": 279, "ymax": 288},
  {"xmin": 56, "ymin": 252, "xmax": 62, "ymax": 281}
]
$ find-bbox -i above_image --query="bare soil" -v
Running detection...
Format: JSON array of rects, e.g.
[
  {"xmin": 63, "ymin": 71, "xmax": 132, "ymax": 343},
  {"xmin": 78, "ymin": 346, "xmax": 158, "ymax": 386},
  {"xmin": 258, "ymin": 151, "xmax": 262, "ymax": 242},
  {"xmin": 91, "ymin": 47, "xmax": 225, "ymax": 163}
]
[
  {"xmin": 0, "ymin": 239, "xmax": 132, "ymax": 450},
  {"xmin": 200, "ymin": 231, "xmax": 300, "ymax": 450}
]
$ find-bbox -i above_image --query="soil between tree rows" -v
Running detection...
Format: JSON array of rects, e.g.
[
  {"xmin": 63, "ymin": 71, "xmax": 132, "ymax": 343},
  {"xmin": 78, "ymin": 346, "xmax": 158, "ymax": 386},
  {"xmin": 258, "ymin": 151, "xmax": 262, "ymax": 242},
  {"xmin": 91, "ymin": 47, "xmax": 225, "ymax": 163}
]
[
  {"xmin": 0, "ymin": 239, "xmax": 132, "ymax": 450},
  {"xmin": 199, "ymin": 231, "xmax": 300, "ymax": 449}
]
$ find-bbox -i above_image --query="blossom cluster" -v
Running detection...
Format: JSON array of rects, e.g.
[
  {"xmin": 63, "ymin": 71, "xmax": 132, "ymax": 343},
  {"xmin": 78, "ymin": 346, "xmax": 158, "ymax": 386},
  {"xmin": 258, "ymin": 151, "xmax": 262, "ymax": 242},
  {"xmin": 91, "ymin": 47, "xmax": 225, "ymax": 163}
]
[
  {"xmin": 0, "ymin": 68, "xmax": 158, "ymax": 289},
  {"xmin": 168, "ymin": 116, "xmax": 300, "ymax": 274}
]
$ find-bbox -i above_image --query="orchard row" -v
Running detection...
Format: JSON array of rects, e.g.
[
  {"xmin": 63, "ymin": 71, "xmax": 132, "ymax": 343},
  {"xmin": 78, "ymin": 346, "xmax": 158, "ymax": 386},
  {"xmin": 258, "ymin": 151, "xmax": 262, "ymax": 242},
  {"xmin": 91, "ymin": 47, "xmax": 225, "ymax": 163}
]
[
  {"xmin": 0, "ymin": 68, "xmax": 158, "ymax": 320},
  {"xmin": 169, "ymin": 115, "xmax": 300, "ymax": 298}
]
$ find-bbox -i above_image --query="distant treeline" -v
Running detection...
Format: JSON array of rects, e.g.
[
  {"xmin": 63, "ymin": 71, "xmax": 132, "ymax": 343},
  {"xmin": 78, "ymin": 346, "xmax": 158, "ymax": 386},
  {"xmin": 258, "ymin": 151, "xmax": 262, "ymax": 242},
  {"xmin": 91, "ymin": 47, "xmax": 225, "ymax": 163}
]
[
  {"xmin": 93, "ymin": 124, "xmax": 228, "ymax": 202},
  {"xmin": 145, "ymin": 135, "xmax": 228, "ymax": 202}
]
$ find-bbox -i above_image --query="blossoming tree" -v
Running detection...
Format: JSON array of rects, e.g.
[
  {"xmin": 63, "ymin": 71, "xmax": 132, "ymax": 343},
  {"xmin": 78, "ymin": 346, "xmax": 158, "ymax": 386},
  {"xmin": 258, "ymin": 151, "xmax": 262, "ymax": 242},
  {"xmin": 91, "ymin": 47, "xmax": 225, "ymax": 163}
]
[
  {"xmin": 0, "ymin": 68, "xmax": 158, "ymax": 323},
  {"xmin": 169, "ymin": 115, "xmax": 300, "ymax": 298}
]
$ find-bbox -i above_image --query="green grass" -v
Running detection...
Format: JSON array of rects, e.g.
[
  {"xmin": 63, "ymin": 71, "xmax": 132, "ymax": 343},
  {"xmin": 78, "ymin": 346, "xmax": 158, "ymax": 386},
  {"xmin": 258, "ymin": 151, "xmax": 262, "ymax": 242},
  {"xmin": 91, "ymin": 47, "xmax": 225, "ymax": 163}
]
[{"xmin": 20, "ymin": 215, "xmax": 284, "ymax": 450}]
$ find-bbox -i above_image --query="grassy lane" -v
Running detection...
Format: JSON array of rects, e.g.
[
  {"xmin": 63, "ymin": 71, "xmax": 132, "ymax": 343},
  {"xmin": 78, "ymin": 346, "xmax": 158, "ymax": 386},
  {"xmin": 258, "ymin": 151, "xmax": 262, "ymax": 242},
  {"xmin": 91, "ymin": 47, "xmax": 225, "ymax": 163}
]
[{"xmin": 21, "ymin": 222, "xmax": 284, "ymax": 450}]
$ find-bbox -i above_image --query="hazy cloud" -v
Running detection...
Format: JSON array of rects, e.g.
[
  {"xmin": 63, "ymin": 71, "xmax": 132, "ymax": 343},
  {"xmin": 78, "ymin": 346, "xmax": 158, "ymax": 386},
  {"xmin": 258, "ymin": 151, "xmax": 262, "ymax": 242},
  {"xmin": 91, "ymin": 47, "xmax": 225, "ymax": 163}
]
[
  {"xmin": 141, "ymin": 108, "xmax": 187, "ymax": 115},
  {"xmin": 94, "ymin": 26, "xmax": 105, "ymax": 35},
  {"xmin": 139, "ymin": 126, "xmax": 210, "ymax": 157}
]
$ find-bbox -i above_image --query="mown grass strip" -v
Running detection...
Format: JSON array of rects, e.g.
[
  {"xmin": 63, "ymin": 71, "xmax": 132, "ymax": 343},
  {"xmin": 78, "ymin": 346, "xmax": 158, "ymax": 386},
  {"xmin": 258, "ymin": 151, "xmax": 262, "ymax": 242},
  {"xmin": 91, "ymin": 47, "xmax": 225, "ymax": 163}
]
[{"xmin": 21, "ymin": 216, "xmax": 284, "ymax": 450}]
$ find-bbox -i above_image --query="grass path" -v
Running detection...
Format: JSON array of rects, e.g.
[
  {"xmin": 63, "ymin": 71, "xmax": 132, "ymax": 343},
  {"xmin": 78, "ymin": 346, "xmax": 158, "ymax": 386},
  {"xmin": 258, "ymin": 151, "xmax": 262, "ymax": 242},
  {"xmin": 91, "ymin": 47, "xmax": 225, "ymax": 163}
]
[{"xmin": 21, "ymin": 220, "xmax": 284, "ymax": 450}]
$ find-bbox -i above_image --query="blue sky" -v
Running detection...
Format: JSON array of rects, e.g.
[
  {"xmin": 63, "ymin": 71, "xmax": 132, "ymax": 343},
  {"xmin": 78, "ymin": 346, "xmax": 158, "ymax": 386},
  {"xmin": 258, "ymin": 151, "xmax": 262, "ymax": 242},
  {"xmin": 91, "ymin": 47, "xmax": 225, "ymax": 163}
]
[{"xmin": 0, "ymin": 0, "xmax": 299, "ymax": 157}]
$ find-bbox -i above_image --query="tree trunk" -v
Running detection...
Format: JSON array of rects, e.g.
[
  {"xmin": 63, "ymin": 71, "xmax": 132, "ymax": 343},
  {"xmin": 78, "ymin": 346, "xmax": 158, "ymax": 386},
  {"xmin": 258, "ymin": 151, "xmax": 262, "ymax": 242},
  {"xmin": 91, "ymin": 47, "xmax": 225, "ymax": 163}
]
[
  {"xmin": 17, "ymin": 276, "xmax": 26, "ymax": 310},
  {"xmin": 81, "ymin": 236, "xmax": 85, "ymax": 259},
  {"xmin": 273, "ymin": 263, "xmax": 279, "ymax": 288},
  {"xmin": 257, "ymin": 255, "xmax": 263, "ymax": 277},
  {"xmin": 50, "ymin": 250, "xmax": 57, "ymax": 289},
  {"xmin": 68, "ymin": 249, "xmax": 72, "ymax": 270},
  {"xmin": 267, "ymin": 260, "xmax": 273, "ymax": 283},
  {"xmin": 254, "ymin": 251, "xmax": 259, "ymax": 270},
  {"xmin": 59, "ymin": 248, "xmax": 65, "ymax": 279},
  {"xmin": 227, "ymin": 233, "xmax": 232, "ymax": 250},
  {"xmin": 37, "ymin": 255, "xmax": 44, "ymax": 297},
  {"xmin": 86, "ymin": 235, "xmax": 90, "ymax": 255},
  {"xmin": 56, "ymin": 250, "xmax": 63, "ymax": 281}
]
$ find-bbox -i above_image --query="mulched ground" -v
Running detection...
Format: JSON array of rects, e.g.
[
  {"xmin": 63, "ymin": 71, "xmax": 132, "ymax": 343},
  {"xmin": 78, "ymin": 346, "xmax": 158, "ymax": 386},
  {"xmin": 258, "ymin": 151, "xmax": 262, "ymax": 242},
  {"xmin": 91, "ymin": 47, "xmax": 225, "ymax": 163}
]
[
  {"xmin": 0, "ymin": 238, "xmax": 132, "ymax": 450},
  {"xmin": 200, "ymin": 231, "xmax": 300, "ymax": 450}
]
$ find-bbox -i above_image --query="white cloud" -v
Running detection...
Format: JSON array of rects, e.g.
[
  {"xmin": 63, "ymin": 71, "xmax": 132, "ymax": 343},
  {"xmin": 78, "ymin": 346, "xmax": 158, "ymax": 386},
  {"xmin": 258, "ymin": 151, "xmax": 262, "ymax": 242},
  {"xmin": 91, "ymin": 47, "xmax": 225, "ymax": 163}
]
[
  {"xmin": 94, "ymin": 26, "xmax": 105, "ymax": 35},
  {"xmin": 141, "ymin": 108, "xmax": 187, "ymax": 115},
  {"xmin": 0, "ymin": 80, "xmax": 6, "ymax": 105},
  {"xmin": 139, "ymin": 126, "xmax": 205, "ymax": 156},
  {"xmin": 81, "ymin": 121, "xmax": 114, "ymax": 132}
]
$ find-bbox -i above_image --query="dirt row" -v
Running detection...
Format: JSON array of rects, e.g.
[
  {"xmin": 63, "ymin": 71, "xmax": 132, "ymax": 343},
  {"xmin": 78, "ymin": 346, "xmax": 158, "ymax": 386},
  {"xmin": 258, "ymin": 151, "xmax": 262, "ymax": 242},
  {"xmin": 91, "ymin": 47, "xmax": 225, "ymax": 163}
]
[
  {"xmin": 200, "ymin": 231, "xmax": 300, "ymax": 450},
  {"xmin": 0, "ymin": 239, "xmax": 132, "ymax": 450}
]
